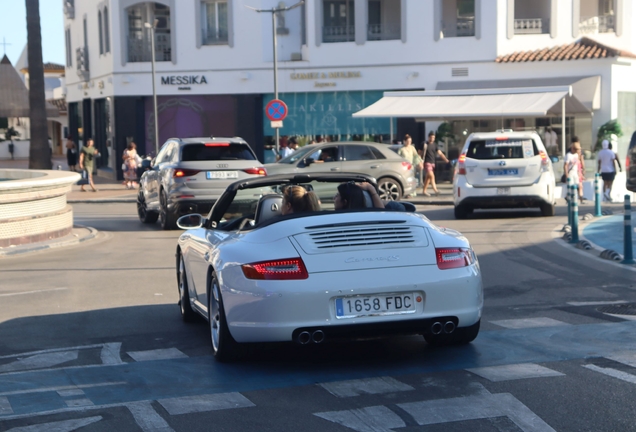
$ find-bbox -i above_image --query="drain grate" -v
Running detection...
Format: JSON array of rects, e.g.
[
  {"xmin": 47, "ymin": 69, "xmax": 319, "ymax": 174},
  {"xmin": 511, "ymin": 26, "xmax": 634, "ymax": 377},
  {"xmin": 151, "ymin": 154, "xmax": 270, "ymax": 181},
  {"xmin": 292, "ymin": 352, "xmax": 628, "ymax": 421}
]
[{"xmin": 597, "ymin": 303, "xmax": 636, "ymax": 316}]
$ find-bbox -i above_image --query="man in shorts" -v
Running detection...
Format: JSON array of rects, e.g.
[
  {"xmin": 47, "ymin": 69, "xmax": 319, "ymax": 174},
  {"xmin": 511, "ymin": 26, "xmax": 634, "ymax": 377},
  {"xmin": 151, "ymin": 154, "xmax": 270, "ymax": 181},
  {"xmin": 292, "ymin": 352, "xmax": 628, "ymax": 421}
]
[
  {"xmin": 597, "ymin": 139, "xmax": 622, "ymax": 201},
  {"xmin": 421, "ymin": 131, "xmax": 449, "ymax": 196}
]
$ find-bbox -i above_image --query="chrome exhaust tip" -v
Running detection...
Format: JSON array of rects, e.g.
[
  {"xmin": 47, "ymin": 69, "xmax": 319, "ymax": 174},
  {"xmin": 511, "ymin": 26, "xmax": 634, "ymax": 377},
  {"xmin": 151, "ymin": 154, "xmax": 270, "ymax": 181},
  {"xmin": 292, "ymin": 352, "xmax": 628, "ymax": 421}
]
[
  {"xmin": 311, "ymin": 330, "xmax": 325, "ymax": 344},
  {"xmin": 443, "ymin": 321, "xmax": 456, "ymax": 334},
  {"xmin": 431, "ymin": 322, "xmax": 443, "ymax": 335},
  {"xmin": 297, "ymin": 331, "xmax": 311, "ymax": 345}
]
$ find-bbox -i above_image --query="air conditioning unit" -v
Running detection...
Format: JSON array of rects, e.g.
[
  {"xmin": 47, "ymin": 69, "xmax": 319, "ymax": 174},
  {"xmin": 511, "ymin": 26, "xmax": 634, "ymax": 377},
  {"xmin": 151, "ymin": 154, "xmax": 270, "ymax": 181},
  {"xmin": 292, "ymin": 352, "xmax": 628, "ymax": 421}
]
[
  {"xmin": 452, "ymin": 67, "xmax": 468, "ymax": 77},
  {"xmin": 291, "ymin": 52, "xmax": 303, "ymax": 61}
]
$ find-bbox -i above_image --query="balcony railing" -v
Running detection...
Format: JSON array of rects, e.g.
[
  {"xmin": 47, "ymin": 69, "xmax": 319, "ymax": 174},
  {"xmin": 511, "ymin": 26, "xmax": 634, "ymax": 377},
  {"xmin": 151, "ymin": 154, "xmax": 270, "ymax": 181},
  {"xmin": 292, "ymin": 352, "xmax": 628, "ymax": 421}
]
[
  {"xmin": 202, "ymin": 30, "xmax": 229, "ymax": 45},
  {"xmin": 127, "ymin": 34, "xmax": 171, "ymax": 62},
  {"xmin": 322, "ymin": 25, "xmax": 355, "ymax": 43},
  {"xmin": 75, "ymin": 46, "xmax": 89, "ymax": 81},
  {"xmin": 514, "ymin": 18, "xmax": 549, "ymax": 34},
  {"xmin": 579, "ymin": 15, "xmax": 615, "ymax": 34},
  {"xmin": 367, "ymin": 23, "xmax": 401, "ymax": 41}
]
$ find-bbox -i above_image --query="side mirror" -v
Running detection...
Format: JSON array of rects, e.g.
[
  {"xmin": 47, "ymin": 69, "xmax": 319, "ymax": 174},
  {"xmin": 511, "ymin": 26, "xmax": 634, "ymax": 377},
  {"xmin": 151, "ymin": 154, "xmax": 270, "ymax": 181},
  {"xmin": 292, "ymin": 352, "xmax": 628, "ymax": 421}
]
[
  {"xmin": 177, "ymin": 214, "xmax": 203, "ymax": 230},
  {"xmin": 304, "ymin": 158, "xmax": 314, "ymax": 165},
  {"xmin": 150, "ymin": 158, "xmax": 156, "ymax": 168}
]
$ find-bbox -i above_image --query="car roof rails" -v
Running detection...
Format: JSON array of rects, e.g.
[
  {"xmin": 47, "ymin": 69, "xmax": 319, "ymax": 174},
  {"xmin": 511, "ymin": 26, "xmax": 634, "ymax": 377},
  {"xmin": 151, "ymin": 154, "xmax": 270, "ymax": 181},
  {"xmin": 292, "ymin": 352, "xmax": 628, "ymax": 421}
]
[{"xmin": 495, "ymin": 129, "xmax": 514, "ymax": 133}]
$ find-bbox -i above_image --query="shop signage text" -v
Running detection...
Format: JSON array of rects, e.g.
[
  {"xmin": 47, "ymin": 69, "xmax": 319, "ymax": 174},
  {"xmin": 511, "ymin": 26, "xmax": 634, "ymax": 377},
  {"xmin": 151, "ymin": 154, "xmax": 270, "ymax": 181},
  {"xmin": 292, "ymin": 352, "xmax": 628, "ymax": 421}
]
[
  {"xmin": 290, "ymin": 71, "xmax": 361, "ymax": 80},
  {"xmin": 160, "ymin": 75, "xmax": 208, "ymax": 85}
]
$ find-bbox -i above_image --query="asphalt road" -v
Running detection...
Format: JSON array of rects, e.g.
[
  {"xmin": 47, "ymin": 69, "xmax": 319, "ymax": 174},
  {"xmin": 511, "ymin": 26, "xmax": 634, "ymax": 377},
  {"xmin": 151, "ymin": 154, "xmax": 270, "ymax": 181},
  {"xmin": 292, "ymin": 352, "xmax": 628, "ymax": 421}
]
[{"xmin": 1, "ymin": 203, "xmax": 636, "ymax": 432}]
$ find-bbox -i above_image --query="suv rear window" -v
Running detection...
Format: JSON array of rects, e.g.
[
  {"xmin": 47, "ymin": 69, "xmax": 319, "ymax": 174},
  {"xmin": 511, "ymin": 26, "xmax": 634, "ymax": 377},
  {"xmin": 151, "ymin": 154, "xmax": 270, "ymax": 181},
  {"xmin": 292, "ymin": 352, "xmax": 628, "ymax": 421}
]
[
  {"xmin": 466, "ymin": 139, "xmax": 539, "ymax": 160},
  {"xmin": 181, "ymin": 143, "xmax": 256, "ymax": 161}
]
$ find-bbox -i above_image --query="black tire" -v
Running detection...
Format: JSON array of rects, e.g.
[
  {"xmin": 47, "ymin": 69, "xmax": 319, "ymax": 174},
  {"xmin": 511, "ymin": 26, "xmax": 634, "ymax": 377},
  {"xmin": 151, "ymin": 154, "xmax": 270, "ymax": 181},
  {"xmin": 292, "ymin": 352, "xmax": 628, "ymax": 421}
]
[
  {"xmin": 209, "ymin": 271, "xmax": 239, "ymax": 362},
  {"xmin": 540, "ymin": 202, "xmax": 555, "ymax": 217},
  {"xmin": 454, "ymin": 205, "xmax": 470, "ymax": 219},
  {"xmin": 177, "ymin": 255, "xmax": 197, "ymax": 322},
  {"xmin": 424, "ymin": 320, "xmax": 480, "ymax": 347},
  {"xmin": 137, "ymin": 192, "xmax": 159, "ymax": 224},
  {"xmin": 377, "ymin": 177, "xmax": 402, "ymax": 201},
  {"xmin": 159, "ymin": 190, "xmax": 178, "ymax": 230}
]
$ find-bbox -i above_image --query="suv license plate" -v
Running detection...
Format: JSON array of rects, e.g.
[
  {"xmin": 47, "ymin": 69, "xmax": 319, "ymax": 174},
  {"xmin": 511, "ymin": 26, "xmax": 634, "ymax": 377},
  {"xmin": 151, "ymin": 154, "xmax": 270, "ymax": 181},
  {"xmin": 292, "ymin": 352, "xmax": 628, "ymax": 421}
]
[
  {"xmin": 497, "ymin": 187, "xmax": 511, "ymax": 195},
  {"xmin": 207, "ymin": 171, "xmax": 238, "ymax": 179},
  {"xmin": 335, "ymin": 293, "xmax": 416, "ymax": 319}
]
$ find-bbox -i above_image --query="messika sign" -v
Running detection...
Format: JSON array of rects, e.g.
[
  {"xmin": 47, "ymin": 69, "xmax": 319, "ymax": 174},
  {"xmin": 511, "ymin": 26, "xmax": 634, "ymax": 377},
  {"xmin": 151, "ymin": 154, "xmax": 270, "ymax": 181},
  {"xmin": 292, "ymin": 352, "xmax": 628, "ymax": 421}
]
[{"xmin": 161, "ymin": 75, "xmax": 208, "ymax": 85}]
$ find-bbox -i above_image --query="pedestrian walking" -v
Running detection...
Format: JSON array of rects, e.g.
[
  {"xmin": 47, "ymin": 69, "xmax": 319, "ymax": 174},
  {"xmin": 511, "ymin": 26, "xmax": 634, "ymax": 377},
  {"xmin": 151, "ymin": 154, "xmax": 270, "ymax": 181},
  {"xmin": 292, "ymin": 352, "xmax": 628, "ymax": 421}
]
[
  {"xmin": 397, "ymin": 134, "xmax": 423, "ymax": 195},
  {"xmin": 79, "ymin": 138, "xmax": 100, "ymax": 192},
  {"xmin": 66, "ymin": 138, "xmax": 78, "ymax": 171},
  {"xmin": 564, "ymin": 139, "xmax": 584, "ymax": 202},
  {"xmin": 421, "ymin": 131, "xmax": 449, "ymax": 197},
  {"xmin": 122, "ymin": 142, "xmax": 140, "ymax": 189},
  {"xmin": 7, "ymin": 141, "xmax": 14, "ymax": 160},
  {"xmin": 597, "ymin": 139, "xmax": 622, "ymax": 202}
]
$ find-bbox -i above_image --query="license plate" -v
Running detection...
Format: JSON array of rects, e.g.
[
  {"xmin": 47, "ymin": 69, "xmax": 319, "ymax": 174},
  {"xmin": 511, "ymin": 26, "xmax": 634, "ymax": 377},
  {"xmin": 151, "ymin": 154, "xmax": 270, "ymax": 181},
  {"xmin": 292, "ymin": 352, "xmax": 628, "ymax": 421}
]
[
  {"xmin": 206, "ymin": 171, "xmax": 238, "ymax": 179},
  {"xmin": 335, "ymin": 293, "xmax": 417, "ymax": 319},
  {"xmin": 488, "ymin": 169, "xmax": 518, "ymax": 176},
  {"xmin": 497, "ymin": 187, "xmax": 511, "ymax": 195}
]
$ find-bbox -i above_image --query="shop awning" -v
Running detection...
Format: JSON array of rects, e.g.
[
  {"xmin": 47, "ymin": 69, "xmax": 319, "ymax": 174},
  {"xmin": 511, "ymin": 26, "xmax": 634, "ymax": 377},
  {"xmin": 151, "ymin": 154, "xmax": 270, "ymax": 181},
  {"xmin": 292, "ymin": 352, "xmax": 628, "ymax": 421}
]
[{"xmin": 352, "ymin": 85, "xmax": 593, "ymax": 121}]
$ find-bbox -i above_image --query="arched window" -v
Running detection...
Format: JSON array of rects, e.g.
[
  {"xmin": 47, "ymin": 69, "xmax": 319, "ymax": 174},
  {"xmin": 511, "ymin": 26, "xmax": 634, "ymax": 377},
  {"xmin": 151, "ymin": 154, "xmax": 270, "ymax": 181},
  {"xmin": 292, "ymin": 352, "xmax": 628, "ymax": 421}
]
[
  {"xmin": 98, "ymin": 10, "xmax": 104, "ymax": 54},
  {"xmin": 104, "ymin": 7, "xmax": 110, "ymax": 52}
]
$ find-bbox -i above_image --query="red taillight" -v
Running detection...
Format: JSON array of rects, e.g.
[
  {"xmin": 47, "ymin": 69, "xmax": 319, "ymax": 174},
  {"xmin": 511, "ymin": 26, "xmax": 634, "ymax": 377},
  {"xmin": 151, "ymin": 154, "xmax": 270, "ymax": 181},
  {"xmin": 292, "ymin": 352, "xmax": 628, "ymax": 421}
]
[
  {"xmin": 457, "ymin": 153, "xmax": 467, "ymax": 175},
  {"xmin": 174, "ymin": 169, "xmax": 201, "ymax": 177},
  {"xmin": 242, "ymin": 258, "xmax": 309, "ymax": 280},
  {"xmin": 539, "ymin": 151, "xmax": 549, "ymax": 165},
  {"xmin": 244, "ymin": 167, "xmax": 267, "ymax": 176},
  {"xmin": 435, "ymin": 248, "xmax": 474, "ymax": 270},
  {"xmin": 401, "ymin": 161, "xmax": 413, "ymax": 171},
  {"xmin": 495, "ymin": 136, "xmax": 508, "ymax": 141},
  {"xmin": 626, "ymin": 156, "xmax": 630, "ymax": 170},
  {"xmin": 205, "ymin": 142, "xmax": 230, "ymax": 147}
]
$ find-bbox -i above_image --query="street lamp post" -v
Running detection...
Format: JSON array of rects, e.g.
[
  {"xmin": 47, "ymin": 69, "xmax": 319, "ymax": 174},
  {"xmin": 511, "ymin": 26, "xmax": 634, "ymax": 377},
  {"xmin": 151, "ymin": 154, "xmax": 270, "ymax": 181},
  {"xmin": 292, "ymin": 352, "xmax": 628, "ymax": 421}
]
[
  {"xmin": 145, "ymin": 20, "xmax": 160, "ymax": 156},
  {"xmin": 248, "ymin": 1, "xmax": 304, "ymax": 157}
]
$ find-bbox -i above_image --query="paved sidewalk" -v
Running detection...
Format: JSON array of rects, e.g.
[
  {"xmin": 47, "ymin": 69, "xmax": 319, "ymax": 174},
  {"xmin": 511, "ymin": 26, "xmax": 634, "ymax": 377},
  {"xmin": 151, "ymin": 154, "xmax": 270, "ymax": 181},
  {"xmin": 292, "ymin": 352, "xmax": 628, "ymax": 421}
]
[{"xmin": 582, "ymin": 212, "xmax": 636, "ymax": 256}]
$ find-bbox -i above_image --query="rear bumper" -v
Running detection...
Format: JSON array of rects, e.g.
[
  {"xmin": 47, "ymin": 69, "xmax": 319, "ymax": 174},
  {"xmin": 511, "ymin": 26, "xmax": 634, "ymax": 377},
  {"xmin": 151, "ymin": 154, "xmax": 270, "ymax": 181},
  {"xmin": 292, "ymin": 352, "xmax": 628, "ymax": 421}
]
[
  {"xmin": 167, "ymin": 198, "xmax": 217, "ymax": 216},
  {"xmin": 454, "ymin": 176, "xmax": 553, "ymax": 208}
]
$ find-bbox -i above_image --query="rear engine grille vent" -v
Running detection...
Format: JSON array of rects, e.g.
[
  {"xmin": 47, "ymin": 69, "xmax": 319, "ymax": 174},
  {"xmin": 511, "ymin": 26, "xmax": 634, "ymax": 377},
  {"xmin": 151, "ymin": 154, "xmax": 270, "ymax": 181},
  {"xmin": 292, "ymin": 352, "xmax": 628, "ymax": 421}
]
[
  {"xmin": 310, "ymin": 226, "xmax": 415, "ymax": 249},
  {"xmin": 452, "ymin": 67, "xmax": 469, "ymax": 77}
]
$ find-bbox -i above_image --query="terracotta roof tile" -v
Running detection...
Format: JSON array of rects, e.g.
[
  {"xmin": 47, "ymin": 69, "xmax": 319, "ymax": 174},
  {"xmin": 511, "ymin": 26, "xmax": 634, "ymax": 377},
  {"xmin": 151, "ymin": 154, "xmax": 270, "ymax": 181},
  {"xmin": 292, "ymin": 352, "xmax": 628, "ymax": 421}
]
[{"xmin": 495, "ymin": 37, "xmax": 636, "ymax": 63}]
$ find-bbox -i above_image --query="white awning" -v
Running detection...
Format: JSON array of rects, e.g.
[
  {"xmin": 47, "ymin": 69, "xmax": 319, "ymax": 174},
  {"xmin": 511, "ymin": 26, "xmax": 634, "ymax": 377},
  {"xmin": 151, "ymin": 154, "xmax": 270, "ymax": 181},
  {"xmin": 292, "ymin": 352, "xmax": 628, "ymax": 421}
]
[{"xmin": 352, "ymin": 86, "xmax": 592, "ymax": 120}]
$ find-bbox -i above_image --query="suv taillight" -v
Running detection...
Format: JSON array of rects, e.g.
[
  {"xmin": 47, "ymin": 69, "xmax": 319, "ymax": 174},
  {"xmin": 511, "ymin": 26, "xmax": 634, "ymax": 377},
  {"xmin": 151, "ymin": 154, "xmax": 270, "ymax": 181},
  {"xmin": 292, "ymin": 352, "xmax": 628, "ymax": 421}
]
[
  {"xmin": 174, "ymin": 169, "xmax": 201, "ymax": 178},
  {"xmin": 242, "ymin": 258, "xmax": 308, "ymax": 280},
  {"xmin": 436, "ymin": 248, "xmax": 475, "ymax": 270},
  {"xmin": 539, "ymin": 151, "xmax": 550, "ymax": 171},
  {"xmin": 457, "ymin": 153, "xmax": 466, "ymax": 175},
  {"xmin": 244, "ymin": 167, "xmax": 267, "ymax": 176},
  {"xmin": 401, "ymin": 161, "xmax": 413, "ymax": 171}
]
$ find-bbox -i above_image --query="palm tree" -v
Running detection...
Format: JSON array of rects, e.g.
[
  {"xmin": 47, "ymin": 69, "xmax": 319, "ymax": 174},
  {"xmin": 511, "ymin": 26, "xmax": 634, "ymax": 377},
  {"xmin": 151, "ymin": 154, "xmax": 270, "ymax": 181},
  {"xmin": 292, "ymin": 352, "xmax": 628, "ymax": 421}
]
[{"xmin": 26, "ymin": 0, "xmax": 50, "ymax": 169}]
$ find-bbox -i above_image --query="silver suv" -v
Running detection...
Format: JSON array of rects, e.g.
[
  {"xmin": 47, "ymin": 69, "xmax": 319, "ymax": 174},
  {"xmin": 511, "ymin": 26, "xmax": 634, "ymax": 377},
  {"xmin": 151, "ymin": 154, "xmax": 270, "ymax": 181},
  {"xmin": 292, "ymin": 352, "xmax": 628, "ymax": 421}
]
[
  {"xmin": 263, "ymin": 141, "xmax": 416, "ymax": 200},
  {"xmin": 137, "ymin": 137, "xmax": 266, "ymax": 229}
]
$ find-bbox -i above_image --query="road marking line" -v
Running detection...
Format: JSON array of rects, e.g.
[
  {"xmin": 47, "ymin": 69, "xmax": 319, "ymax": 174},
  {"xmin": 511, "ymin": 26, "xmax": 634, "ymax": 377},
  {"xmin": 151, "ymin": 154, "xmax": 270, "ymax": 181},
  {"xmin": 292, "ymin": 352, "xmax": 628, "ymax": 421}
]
[
  {"xmin": 0, "ymin": 396, "xmax": 12, "ymax": 415},
  {"xmin": 57, "ymin": 389, "xmax": 85, "ymax": 397},
  {"xmin": 398, "ymin": 392, "xmax": 556, "ymax": 431},
  {"xmin": 0, "ymin": 381, "xmax": 126, "ymax": 397},
  {"xmin": 605, "ymin": 352, "xmax": 636, "ymax": 368},
  {"xmin": 158, "ymin": 393, "xmax": 255, "ymax": 415},
  {"xmin": 0, "ymin": 351, "xmax": 78, "ymax": 373},
  {"xmin": 127, "ymin": 348, "xmax": 188, "ymax": 362},
  {"xmin": 584, "ymin": 364, "xmax": 636, "ymax": 384},
  {"xmin": 467, "ymin": 363, "xmax": 565, "ymax": 382},
  {"xmin": 64, "ymin": 398, "xmax": 94, "ymax": 408},
  {"xmin": 0, "ymin": 344, "xmax": 105, "ymax": 360},
  {"xmin": 567, "ymin": 300, "xmax": 629, "ymax": 306},
  {"xmin": 100, "ymin": 342, "xmax": 123, "ymax": 365},
  {"xmin": 315, "ymin": 405, "xmax": 405, "ymax": 432},
  {"xmin": 127, "ymin": 401, "xmax": 175, "ymax": 432},
  {"xmin": 490, "ymin": 317, "xmax": 570, "ymax": 329},
  {"xmin": 319, "ymin": 377, "xmax": 414, "ymax": 398},
  {"xmin": 0, "ymin": 288, "xmax": 68, "ymax": 297},
  {"xmin": 5, "ymin": 416, "xmax": 102, "ymax": 432}
]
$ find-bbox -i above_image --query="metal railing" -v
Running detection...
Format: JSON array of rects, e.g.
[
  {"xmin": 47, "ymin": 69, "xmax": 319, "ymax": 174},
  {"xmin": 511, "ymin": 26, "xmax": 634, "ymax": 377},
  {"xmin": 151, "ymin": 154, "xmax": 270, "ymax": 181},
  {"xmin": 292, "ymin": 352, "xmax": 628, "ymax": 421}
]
[
  {"xmin": 322, "ymin": 25, "xmax": 355, "ymax": 43},
  {"xmin": 75, "ymin": 46, "xmax": 89, "ymax": 80},
  {"xmin": 127, "ymin": 34, "xmax": 171, "ymax": 62},
  {"xmin": 514, "ymin": 18, "xmax": 549, "ymax": 34},
  {"xmin": 579, "ymin": 15, "xmax": 615, "ymax": 34},
  {"xmin": 202, "ymin": 29, "xmax": 229, "ymax": 45},
  {"xmin": 367, "ymin": 23, "xmax": 401, "ymax": 41}
]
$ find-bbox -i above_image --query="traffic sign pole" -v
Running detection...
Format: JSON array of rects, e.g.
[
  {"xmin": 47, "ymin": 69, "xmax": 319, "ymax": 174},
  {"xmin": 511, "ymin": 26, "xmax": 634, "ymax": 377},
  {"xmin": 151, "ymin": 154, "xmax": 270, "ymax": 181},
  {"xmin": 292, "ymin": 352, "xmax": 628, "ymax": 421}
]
[{"xmin": 272, "ymin": 11, "xmax": 279, "ymax": 157}]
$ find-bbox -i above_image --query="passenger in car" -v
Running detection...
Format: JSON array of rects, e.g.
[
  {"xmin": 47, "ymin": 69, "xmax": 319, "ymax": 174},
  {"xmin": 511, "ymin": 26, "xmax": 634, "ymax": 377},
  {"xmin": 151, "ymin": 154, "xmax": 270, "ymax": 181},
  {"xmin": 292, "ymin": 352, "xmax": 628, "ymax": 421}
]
[
  {"xmin": 281, "ymin": 185, "xmax": 321, "ymax": 215},
  {"xmin": 335, "ymin": 182, "xmax": 385, "ymax": 210}
]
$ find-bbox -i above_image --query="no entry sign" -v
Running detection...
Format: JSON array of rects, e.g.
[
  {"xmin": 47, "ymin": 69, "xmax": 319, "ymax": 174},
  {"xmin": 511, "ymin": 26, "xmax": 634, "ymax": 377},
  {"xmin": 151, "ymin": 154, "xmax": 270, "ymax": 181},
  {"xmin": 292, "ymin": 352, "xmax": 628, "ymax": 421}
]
[{"xmin": 265, "ymin": 99, "xmax": 288, "ymax": 121}]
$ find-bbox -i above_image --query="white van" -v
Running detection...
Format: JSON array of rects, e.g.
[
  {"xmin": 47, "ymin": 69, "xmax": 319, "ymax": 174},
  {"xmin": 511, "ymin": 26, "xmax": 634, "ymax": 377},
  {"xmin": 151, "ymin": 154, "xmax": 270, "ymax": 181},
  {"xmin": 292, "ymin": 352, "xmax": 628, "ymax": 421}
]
[{"xmin": 453, "ymin": 130, "xmax": 556, "ymax": 219}]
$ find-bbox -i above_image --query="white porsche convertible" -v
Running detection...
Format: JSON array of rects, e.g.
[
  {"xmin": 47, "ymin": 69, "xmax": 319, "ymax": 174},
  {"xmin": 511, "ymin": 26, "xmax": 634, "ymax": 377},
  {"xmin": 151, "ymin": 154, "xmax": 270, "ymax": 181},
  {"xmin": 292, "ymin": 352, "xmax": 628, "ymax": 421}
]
[{"xmin": 175, "ymin": 173, "xmax": 483, "ymax": 362}]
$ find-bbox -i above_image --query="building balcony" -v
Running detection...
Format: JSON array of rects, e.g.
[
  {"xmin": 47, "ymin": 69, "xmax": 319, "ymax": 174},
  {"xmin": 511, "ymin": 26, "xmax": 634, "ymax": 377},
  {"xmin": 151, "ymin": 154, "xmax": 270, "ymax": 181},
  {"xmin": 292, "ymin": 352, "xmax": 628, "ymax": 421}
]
[
  {"xmin": 64, "ymin": 1, "xmax": 74, "ymax": 19},
  {"xmin": 514, "ymin": 18, "xmax": 550, "ymax": 35},
  {"xmin": 127, "ymin": 35, "xmax": 171, "ymax": 62},
  {"xmin": 75, "ymin": 47, "xmax": 89, "ymax": 81},
  {"xmin": 579, "ymin": 15, "xmax": 615, "ymax": 34},
  {"xmin": 322, "ymin": 25, "xmax": 355, "ymax": 43},
  {"xmin": 367, "ymin": 23, "xmax": 401, "ymax": 41}
]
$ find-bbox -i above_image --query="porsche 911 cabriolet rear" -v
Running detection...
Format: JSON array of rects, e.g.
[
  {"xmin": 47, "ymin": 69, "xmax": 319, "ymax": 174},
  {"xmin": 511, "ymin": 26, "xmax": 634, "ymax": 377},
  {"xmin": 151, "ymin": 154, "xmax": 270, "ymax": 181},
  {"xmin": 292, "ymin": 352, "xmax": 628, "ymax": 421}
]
[{"xmin": 220, "ymin": 216, "xmax": 483, "ymax": 347}]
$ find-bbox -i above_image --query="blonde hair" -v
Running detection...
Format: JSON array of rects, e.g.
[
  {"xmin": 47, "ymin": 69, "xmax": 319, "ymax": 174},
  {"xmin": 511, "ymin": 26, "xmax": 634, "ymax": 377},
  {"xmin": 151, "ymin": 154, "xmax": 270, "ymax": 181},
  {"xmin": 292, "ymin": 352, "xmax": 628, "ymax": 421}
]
[{"xmin": 283, "ymin": 186, "xmax": 321, "ymax": 213}]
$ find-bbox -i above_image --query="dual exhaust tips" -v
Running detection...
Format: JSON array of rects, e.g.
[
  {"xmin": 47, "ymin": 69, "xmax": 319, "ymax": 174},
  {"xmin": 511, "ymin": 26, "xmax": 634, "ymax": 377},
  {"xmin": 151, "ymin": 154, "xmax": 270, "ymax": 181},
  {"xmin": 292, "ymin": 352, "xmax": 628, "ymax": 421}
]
[
  {"xmin": 431, "ymin": 321, "xmax": 455, "ymax": 335},
  {"xmin": 297, "ymin": 330, "xmax": 325, "ymax": 345}
]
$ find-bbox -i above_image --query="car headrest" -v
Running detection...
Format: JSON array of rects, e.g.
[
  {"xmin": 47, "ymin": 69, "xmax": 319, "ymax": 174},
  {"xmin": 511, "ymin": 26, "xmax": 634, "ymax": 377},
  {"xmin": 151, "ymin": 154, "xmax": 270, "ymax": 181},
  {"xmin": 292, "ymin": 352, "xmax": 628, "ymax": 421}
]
[
  {"xmin": 362, "ymin": 190, "xmax": 373, "ymax": 208},
  {"xmin": 254, "ymin": 194, "xmax": 284, "ymax": 225}
]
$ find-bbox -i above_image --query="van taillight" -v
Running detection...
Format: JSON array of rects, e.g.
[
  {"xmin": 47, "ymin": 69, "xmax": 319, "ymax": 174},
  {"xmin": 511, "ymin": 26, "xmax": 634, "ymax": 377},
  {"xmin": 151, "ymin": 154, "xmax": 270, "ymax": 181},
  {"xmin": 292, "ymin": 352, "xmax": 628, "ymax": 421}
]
[{"xmin": 457, "ymin": 153, "xmax": 466, "ymax": 175}]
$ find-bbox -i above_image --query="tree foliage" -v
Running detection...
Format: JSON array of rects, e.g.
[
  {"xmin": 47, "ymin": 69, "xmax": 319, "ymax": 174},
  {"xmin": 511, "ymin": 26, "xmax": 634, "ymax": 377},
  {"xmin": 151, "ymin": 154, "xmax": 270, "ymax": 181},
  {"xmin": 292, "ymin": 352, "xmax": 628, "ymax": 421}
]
[{"xmin": 596, "ymin": 119, "xmax": 623, "ymax": 151}]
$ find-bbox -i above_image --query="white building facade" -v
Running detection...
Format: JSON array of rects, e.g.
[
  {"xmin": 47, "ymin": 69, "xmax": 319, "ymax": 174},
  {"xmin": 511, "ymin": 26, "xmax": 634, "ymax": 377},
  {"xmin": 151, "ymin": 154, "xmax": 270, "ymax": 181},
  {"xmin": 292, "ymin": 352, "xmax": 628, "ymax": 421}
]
[{"xmin": 63, "ymin": 0, "xmax": 636, "ymax": 179}]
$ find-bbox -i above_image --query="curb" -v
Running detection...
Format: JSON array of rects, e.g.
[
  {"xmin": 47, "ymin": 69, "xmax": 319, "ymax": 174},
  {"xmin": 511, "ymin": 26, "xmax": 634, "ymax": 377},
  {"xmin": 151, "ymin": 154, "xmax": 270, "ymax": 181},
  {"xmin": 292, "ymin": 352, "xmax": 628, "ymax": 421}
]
[
  {"xmin": 0, "ymin": 225, "xmax": 99, "ymax": 257},
  {"xmin": 406, "ymin": 199, "xmax": 454, "ymax": 206},
  {"xmin": 68, "ymin": 198, "xmax": 137, "ymax": 204}
]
